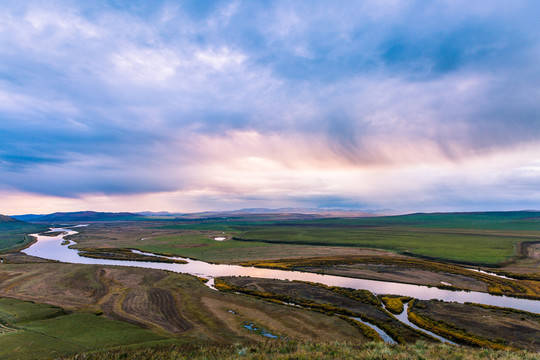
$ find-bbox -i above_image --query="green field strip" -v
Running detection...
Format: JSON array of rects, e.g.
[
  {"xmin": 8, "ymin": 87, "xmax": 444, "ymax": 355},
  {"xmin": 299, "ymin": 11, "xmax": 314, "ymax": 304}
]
[
  {"xmin": 0, "ymin": 329, "xmax": 86, "ymax": 360},
  {"xmin": 20, "ymin": 313, "xmax": 165, "ymax": 349}
]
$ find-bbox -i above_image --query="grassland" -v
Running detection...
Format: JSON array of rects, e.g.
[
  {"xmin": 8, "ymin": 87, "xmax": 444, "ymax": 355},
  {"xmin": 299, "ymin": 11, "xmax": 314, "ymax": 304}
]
[
  {"xmin": 232, "ymin": 212, "xmax": 540, "ymax": 265},
  {"xmin": 0, "ymin": 261, "xmax": 371, "ymax": 359},
  {"xmin": 234, "ymin": 226, "xmax": 520, "ymax": 265},
  {"xmin": 3, "ymin": 260, "xmax": 535, "ymax": 358},
  {"xmin": 214, "ymin": 277, "xmax": 540, "ymax": 351},
  {"xmin": 61, "ymin": 213, "xmax": 540, "ymax": 298},
  {"xmin": 2, "ymin": 211, "xmax": 539, "ymax": 359},
  {"xmin": 0, "ymin": 222, "xmax": 48, "ymax": 253},
  {"xmin": 60, "ymin": 341, "xmax": 540, "ymax": 360},
  {"xmin": 408, "ymin": 299, "xmax": 540, "ymax": 351},
  {"xmin": 241, "ymin": 256, "xmax": 540, "ymax": 299},
  {"xmin": 78, "ymin": 247, "xmax": 188, "ymax": 263},
  {"xmin": 0, "ymin": 297, "xmax": 166, "ymax": 359},
  {"xmin": 215, "ymin": 276, "xmax": 433, "ymax": 345},
  {"xmin": 66, "ymin": 222, "xmax": 394, "ymax": 263},
  {"xmin": 66, "ymin": 211, "xmax": 540, "ymax": 267}
]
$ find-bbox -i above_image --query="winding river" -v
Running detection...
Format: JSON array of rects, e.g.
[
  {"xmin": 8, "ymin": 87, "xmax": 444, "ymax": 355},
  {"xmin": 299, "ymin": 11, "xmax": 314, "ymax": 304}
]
[{"xmin": 23, "ymin": 228, "xmax": 540, "ymax": 315}]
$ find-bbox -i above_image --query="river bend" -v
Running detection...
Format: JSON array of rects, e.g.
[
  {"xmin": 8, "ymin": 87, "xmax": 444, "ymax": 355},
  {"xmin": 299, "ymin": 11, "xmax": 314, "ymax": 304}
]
[{"xmin": 23, "ymin": 228, "xmax": 540, "ymax": 314}]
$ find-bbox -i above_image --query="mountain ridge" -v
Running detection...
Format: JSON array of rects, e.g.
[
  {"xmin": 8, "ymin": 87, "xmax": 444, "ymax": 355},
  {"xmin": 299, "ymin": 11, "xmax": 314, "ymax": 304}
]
[
  {"xmin": 0, "ymin": 214, "xmax": 20, "ymax": 223},
  {"xmin": 11, "ymin": 211, "xmax": 144, "ymax": 222}
]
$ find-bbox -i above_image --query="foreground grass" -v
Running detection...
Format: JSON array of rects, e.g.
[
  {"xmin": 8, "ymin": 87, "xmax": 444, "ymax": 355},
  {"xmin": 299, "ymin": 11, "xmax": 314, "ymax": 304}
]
[
  {"xmin": 22, "ymin": 313, "xmax": 165, "ymax": 348},
  {"xmin": 0, "ymin": 298, "xmax": 66, "ymax": 323},
  {"xmin": 0, "ymin": 298, "xmax": 165, "ymax": 360},
  {"xmin": 62, "ymin": 341, "xmax": 540, "ymax": 360}
]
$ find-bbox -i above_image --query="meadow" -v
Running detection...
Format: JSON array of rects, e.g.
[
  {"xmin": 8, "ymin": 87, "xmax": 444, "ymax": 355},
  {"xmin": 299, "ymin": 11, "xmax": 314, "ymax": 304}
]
[
  {"xmin": 0, "ymin": 262, "xmax": 369, "ymax": 359},
  {"xmin": 0, "ymin": 298, "xmax": 167, "ymax": 359},
  {"xmin": 408, "ymin": 299, "xmax": 540, "ymax": 351},
  {"xmin": 60, "ymin": 341, "xmax": 540, "ymax": 360},
  {"xmin": 62, "ymin": 212, "xmax": 540, "ymax": 299},
  {"xmin": 0, "ymin": 222, "xmax": 48, "ymax": 253},
  {"xmin": 231, "ymin": 212, "xmax": 540, "ymax": 265},
  {"xmin": 67, "ymin": 211, "xmax": 540, "ymax": 266},
  {"xmin": 67, "ymin": 222, "xmax": 392, "ymax": 263},
  {"xmin": 0, "ymin": 211, "xmax": 539, "ymax": 359},
  {"xmin": 215, "ymin": 277, "xmax": 540, "ymax": 352}
]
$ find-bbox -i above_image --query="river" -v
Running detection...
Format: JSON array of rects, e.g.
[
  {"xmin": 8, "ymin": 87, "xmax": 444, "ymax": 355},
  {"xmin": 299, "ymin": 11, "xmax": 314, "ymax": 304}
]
[{"xmin": 23, "ymin": 228, "xmax": 540, "ymax": 314}]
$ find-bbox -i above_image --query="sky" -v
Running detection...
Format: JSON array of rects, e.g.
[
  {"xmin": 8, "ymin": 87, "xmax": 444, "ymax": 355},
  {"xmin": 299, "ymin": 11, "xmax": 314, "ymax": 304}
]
[{"xmin": 1, "ymin": 0, "xmax": 540, "ymax": 215}]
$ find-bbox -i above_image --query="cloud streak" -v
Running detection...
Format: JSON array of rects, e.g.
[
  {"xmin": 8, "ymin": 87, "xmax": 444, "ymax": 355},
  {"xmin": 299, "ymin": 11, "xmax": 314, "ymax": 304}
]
[{"xmin": 1, "ymin": 0, "xmax": 540, "ymax": 213}]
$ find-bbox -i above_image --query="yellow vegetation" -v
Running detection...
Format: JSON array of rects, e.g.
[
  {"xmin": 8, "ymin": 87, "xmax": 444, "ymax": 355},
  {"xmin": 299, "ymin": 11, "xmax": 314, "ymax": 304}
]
[
  {"xmin": 407, "ymin": 300, "xmax": 512, "ymax": 350},
  {"xmin": 381, "ymin": 297, "xmax": 404, "ymax": 314}
]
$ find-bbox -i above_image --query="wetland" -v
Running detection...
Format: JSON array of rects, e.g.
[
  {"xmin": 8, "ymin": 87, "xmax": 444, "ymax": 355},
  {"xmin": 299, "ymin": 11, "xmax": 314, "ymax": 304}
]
[{"xmin": 0, "ymin": 211, "xmax": 539, "ymax": 358}]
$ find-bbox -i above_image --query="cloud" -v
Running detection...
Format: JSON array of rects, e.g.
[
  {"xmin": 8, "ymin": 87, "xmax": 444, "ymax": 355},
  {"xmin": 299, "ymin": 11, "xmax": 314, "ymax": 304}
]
[{"xmin": 1, "ymin": 0, "xmax": 540, "ymax": 213}]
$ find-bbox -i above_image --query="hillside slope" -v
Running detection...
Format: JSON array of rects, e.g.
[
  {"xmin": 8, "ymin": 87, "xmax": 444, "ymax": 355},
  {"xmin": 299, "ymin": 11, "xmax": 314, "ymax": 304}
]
[
  {"xmin": 0, "ymin": 218, "xmax": 47, "ymax": 253},
  {"xmin": 0, "ymin": 215, "xmax": 20, "ymax": 223},
  {"xmin": 14, "ymin": 211, "xmax": 144, "ymax": 222}
]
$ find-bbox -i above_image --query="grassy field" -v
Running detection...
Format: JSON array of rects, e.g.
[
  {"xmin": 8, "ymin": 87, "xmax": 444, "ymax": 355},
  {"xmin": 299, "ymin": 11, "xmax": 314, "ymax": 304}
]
[
  {"xmin": 409, "ymin": 299, "xmax": 540, "ymax": 351},
  {"xmin": 65, "ymin": 212, "xmax": 540, "ymax": 265},
  {"xmin": 131, "ymin": 233, "xmax": 393, "ymax": 263},
  {"xmin": 276, "ymin": 212, "xmax": 540, "ymax": 232},
  {"xmin": 59, "ymin": 341, "xmax": 540, "ymax": 360},
  {"xmin": 1, "ymin": 212, "xmax": 539, "ymax": 358},
  {"xmin": 67, "ymin": 222, "xmax": 395, "ymax": 263},
  {"xmin": 0, "ymin": 297, "xmax": 66, "ymax": 323},
  {"xmin": 234, "ymin": 226, "xmax": 518, "ymax": 264},
  {"xmin": 22, "ymin": 313, "xmax": 164, "ymax": 348},
  {"xmin": 0, "ymin": 297, "xmax": 166, "ymax": 359},
  {"xmin": 216, "ymin": 276, "xmax": 431, "ymax": 344},
  {"xmin": 216, "ymin": 277, "xmax": 540, "ymax": 351},
  {"xmin": 230, "ymin": 212, "xmax": 540, "ymax": 265},
  {"xmin": 241, "ymin": 256, "xmax": 540, "ymax": 298},
  {"xmin": 0, "ymin": 261, "xmax": 370, "ymax": 359},
  {"xmin": 0, "ymin": 222, "xmax": 48, "ymax": 253}
]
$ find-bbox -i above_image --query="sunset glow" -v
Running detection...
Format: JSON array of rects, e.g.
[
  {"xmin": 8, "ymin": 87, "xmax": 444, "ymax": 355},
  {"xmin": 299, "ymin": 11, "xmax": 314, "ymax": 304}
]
[{"xmin": 1, "ymin": 1, "xmax": 539, "ymax": 214}]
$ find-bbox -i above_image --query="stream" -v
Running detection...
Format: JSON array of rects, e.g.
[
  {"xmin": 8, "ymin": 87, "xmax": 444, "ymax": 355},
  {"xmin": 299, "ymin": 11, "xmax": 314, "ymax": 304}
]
[
  {"xmin": 393, "ymin": 303, "xmax": 458, "ymax": 345},
  {"xmin": 23, "ymin": 228, "xmax": 540, "ymax": 316}
]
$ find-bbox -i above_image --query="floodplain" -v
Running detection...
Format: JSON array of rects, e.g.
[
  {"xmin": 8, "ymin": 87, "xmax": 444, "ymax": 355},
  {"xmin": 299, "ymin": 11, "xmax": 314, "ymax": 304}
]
[{"xmin": 0, "ymin": 211, "xmax": 539, "ymax": 359}]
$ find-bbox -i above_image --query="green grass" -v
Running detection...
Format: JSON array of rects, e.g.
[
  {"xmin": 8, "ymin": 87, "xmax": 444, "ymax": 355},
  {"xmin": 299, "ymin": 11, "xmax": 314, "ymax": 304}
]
[
  {"xmin": 0, "ymin": 298, "xmax": 166, "ymax": 360},
  {"xmin": 0, "ymin": 329, "xmax": 85, "ymax": 359},
  {"xmin": 266, "ymin": 211, "xmax": 540, "ymax": 232},
  {"xmin": 222, "ymin": 211, "xmax": 540, "ymax": 265},
  {"xmin": 0, "ymin": 222, "xmax": 48, "ymax": 253},
  {"xmin": 59, "ymin": 341, "xmax": 540, "ymax": 360},
  {"xmin": 133, "ymin": 231, "xmax": 272, "ymax": 262},
  {"xmin": 21, "ymin": 313, "xmax": 164, "ymax": 348},
  {"xmin": 0, "ymin": 298, "xmax": 66, "ymax": 324},
  {"xmin": 101, "ymin": 211, "xmax": 540, "ymax": 265},
  {"xmin": 64, "ymin": 211, "xmax": 540, "ymax": 265},
  {"xmin": 129, "ymin": 231, "xmax": 377, "ymax": 263},
  {"xmin": 234, "ymin": 226, "xmax": 517, "ymax": 264}
]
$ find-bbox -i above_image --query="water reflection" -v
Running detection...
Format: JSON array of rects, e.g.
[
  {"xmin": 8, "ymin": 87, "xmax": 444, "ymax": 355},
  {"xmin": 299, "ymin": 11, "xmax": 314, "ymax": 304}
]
[{"xmin": 23, "ymin": 228, "xmax": 540, "ymax": 314}]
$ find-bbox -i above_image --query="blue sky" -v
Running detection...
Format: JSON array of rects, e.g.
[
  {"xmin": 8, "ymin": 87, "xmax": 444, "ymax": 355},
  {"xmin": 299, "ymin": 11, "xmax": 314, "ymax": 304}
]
[{"xmin": 1, "ymin": 0, "xmax": 540, "ymax": 214}]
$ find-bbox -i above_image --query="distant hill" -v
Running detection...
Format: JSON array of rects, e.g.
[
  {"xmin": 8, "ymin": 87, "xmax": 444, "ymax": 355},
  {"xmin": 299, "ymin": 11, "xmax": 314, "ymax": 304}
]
[
  {"xmin": 138, "ymin": 208, "xmax": 379, "ymax": 219},
  {"xmin": 0, "ymin": 216, "xmax": 47, "ymax": 253},
  {"xmin": 136, "ymin": 211, "xmax": 175, "ymax": 216},
  {"xmin": 193, "ymin": 207, "xmax": 379, "ymax": 217},
  {"xmin": 0, "ymin": 214, "xmax": 20, "ymax": 223},
  {"xmin": 13, "ymin": 211, "xmax": 144, "ymax": 222},
  {"xmin": 11, "ymin": 214, "xmax": 44, "ymax": 222}
]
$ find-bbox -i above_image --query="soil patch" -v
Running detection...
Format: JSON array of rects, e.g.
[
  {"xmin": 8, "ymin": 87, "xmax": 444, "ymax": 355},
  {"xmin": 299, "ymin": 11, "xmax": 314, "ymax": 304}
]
[{"xmin": 411, "ymin": 300, "xmax": 540, "ymax": 351}]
